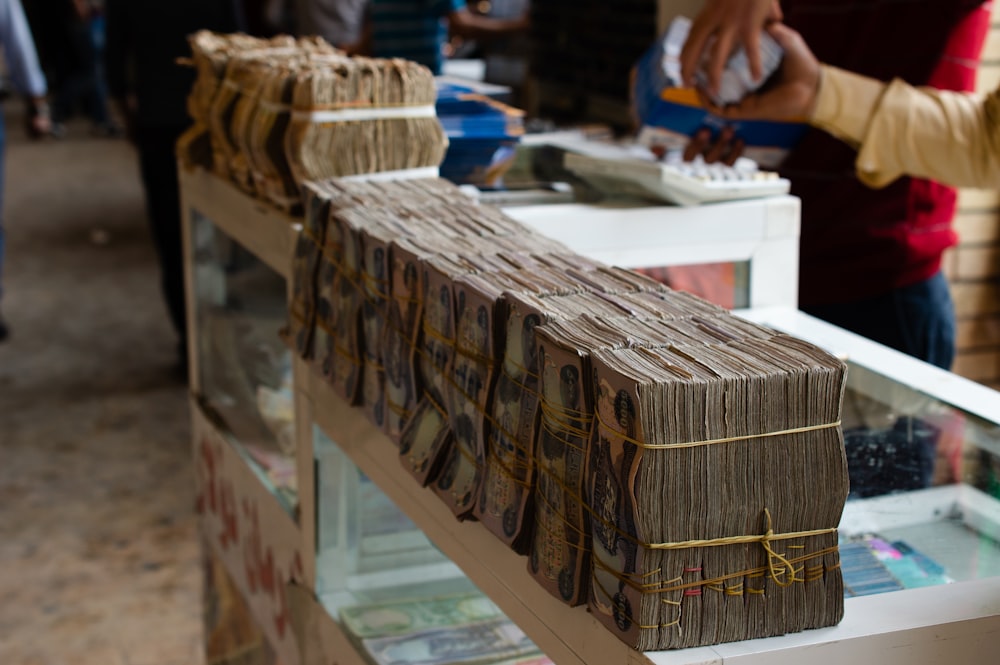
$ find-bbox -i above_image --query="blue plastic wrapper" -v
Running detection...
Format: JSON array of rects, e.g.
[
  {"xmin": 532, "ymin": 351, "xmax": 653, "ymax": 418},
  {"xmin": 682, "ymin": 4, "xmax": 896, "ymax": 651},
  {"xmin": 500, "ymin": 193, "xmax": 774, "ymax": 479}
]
[
  {"xmin": 633, "ymin": 17, "xmax": 808, "ymax": 169},
  {"xmin": 435, "ymin": 80, "xmax": 523, "ymax": 187}
]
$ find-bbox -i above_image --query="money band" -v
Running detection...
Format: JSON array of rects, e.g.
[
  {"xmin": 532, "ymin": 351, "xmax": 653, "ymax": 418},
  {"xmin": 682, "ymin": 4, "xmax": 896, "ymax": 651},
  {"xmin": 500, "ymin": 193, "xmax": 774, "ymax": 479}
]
[
  {"xmin": 499, "ymin": 362, "xmax": 539, "ymax": 391},
  {"xmin": 292, "ymin": 104, "xmax": 436, "ymax": 122},
  {"xmin": 596, "ymin": 412, "xmax": 842, "ymax": 449},
  {"xmin": 590, "ymin": 560, "xmax": 840, "ymax": 631},
  {"xmin": 338, "ymin": 166, "xmax": 440, "ymax": 182},
  {"xmin": 385, "ymin": 397, "xmax": 411, "ymax": 419},
  {"xmin": 645, "ymin": 525, "xmax": 838, "ymax": 551},
  {"xmin": 361, "ymin": 270, "xmax": 390, "ymax": 292},
  {"xmin": 538, "ymin": 397, "xmax": 592, "ymax": 441},
  {"xmin": 538, "ymin": 417, "xmax": 588, "ymax": 452},
  {"xmin": 592, "ymin": 543, "xmax": 842, "ymax": 597}
]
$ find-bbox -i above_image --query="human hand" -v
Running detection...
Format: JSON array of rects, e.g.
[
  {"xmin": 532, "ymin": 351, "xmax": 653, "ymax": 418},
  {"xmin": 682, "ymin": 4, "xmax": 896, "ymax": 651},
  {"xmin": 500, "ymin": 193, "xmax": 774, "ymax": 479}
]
[
  {"xmin": 681, "ymin": 127, "xmax": 745, "ymax": 166},
  {"xmin": 29, "ymin": 114, "xmax": 51, "ymax": 139},
  {"xmin": 680, "ymin": 0, "xmax": 782, "ymax": 93},
  {"xmin": 716, "ymin": 23, "xmax": 822, "ymax": 123},
  {"xmin": 26, "ymin": 98, "xmax": 51, "ymax": 139}
]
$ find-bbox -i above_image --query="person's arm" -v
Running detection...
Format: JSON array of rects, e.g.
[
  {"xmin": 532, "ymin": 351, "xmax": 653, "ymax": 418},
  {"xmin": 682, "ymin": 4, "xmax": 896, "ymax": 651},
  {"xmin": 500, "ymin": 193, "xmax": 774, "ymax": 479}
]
[
  {"xmin": 722, "ymin": 23, "xmax": 1000, "ymax": 190},
  {"xmin": 0, "ymin": 0, "xmax": 49, "ymax": 137},
  {"xmin": 815, "ymin": 66, "xmax": 1000, "ymax": 190},
  {"xmin": 446, "ymin": 4, "xmax": 529, "ymax": 42}
]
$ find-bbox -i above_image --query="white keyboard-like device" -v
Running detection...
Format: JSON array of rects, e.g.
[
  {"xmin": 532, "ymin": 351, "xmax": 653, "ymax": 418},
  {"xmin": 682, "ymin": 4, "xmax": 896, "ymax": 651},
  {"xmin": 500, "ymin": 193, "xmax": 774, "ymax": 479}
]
[{"xmin": 563, "ymin": 143, "xmax": 790, "ymax": 207}]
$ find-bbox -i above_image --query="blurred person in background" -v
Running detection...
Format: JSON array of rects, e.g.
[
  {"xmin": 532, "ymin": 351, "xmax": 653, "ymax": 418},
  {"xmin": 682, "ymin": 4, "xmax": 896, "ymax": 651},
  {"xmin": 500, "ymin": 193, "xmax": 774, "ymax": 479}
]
[
  {"xmin": 705, "ymin": 18, "xmax": 1000, "ymax": 190},
  {"xmin": 681, "ymin": 0, "xmax": 991, "ymax": 371},
  {"xmin": 349, "ymin": 0, "xmax": 529, "ymax": 75},
  {"xmin": 473, "ymin": 0, "xmax": 530, "ymax": 99},
  {"xmin": 290, "ymin": 0, "xmax": 368, "ymax": 48},
  {"xmin": 104, "ymin": 0, "xmax": 244, "ymax": 370},
  {"xmin": 28, "ymin": 0, "xmax": 118, "ymax": 138},
  {"xmin": 0, "ymin": 0, "xmax": 50, "ymax": 341}
]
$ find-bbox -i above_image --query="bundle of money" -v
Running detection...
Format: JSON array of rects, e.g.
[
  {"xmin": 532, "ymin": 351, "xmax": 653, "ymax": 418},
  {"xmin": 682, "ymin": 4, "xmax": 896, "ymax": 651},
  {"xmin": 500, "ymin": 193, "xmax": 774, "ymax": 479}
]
[
  {"xmin": 207, "ymin": 42, "xmax": 334, "ymax": 181},
  {"xmin": 223, "ymin": 54, "xmax": 278, "ymax": 194},
  {"xmin": 587, "ymin": 337, "xmax": 848, "ymax": 649},
  {"xmin": 323, "ymin": 204, "xmax": 377, "ymax": 405},
  {"xmin": 526, "ymin": 312, "xmax": 779, "ymax": 607},
  {"xmin": 186, "ymin": 31, "xmax": 281, "ymax": 127},
  {"xmin": 244, "ymin": 62, "xmax": 303, "ymax": 210},
  {"xmin": 475, "ymin": 284, "xmax": 694, "ymax": 552},
  {"xmin": 183, "ymin": 32, "xmax": 451, "ymax": 213},
  {"xmin": 282, "ymin": 171, "xmax": 854, "ymax": 650},
  {"xmin": 286, "ymin": 181, "xmax": 331, "ymax": 361},
  {"xmin": 402, "ymin": 252, "xmax": 489, "ymax": 487},
  {"xmin": 179, "ymin": 31, "xmax": 277, "ymax": 169},
  {"xmin": 387, "ymin": 236, "xmax": 518, "ymax": 449},
  {"xmin": 431, "ymin": 262, "xmax": 565, "ymax": 520},
  {"xmin": 359, "ymin": 220, "xmax": 402, "ymax": 430},
  {"xmin": 286, "ymin": 56, "xmax": 447, "ymax": 183},
  {"xmin": 385, "ymin": 236, "xmax": 435, "ymax": 445},
  {"xmin": 297, "ymin": 177, "xmax": 395, "ymax": 369}
]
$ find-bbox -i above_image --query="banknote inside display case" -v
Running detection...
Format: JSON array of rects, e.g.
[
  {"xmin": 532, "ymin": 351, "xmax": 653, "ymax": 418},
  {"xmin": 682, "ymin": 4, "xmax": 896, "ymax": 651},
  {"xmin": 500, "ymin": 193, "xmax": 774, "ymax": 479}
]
[{"xmin": 314, "ymin": 426, "xmax": 553, "ymax": 665}]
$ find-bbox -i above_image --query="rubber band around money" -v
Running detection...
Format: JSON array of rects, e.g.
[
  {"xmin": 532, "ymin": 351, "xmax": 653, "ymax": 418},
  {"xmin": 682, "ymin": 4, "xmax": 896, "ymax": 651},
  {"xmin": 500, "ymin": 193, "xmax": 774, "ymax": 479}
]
[{"xmin": 595, "ymin": 410, "xmax": 842, "ymax": 450}]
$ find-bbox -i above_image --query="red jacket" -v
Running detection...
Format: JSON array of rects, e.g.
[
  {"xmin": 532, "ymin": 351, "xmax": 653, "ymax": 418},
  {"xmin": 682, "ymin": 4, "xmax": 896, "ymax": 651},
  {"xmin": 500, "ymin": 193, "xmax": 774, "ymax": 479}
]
[{"xmin": 781, "ymin": 1, "xmax": 991, "ymax": 305}]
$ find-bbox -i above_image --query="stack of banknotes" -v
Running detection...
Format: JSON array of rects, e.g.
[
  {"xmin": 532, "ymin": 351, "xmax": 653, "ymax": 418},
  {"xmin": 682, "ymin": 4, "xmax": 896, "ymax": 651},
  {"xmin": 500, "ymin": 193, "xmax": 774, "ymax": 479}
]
[
  {"xmin": 181, "ymin": 32, "xmax": 447, "ymax": 213},
  {"xmin": 339, "ymin": 593, "xmax": 550, "ymax": 665},
  {"xmin": 286, "ymin": 175, "xmax": 850, "ymax": 650}
]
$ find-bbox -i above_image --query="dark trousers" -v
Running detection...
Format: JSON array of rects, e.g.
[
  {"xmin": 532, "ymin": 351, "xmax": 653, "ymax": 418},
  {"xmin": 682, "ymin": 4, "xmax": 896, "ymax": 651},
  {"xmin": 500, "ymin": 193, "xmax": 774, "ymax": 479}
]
[
  {"xmin": 137, "ymin": 125, "xmax": 187, "ymax": 352},
  {"xmin": 0, "ymin": 111, "xmax": 6, "ymax": 303},
  {"xmin": 803, "ymin": 271, "xmax": 956, "ymax": 370}
]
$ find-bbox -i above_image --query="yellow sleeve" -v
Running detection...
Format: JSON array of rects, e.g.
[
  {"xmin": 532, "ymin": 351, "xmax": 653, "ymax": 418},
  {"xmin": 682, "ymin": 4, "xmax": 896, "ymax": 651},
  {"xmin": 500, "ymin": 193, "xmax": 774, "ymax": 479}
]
[{"xmin": 810, "ymin": 65, "xmax": 1000, "ymax": 189}]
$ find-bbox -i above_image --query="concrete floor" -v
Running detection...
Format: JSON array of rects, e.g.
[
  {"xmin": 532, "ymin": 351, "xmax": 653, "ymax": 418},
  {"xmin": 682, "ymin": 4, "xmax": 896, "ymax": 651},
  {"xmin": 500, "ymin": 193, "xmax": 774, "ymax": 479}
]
[{"xmin": 0, "ymin": 113, "xmax": 204, "ymax": 664}]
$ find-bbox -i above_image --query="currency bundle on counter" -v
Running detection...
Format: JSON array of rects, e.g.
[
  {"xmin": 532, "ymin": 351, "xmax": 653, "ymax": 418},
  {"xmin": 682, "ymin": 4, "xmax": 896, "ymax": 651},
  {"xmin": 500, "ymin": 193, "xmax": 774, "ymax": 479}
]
[
  {"xmin": 282, "ymin": 175, "xmax": 850, "ymax": 651},
  {"xmin": 179, "ymin": 32, "xmax": 448, "ymax": 213},
  {"xmin": 287, "ymin": 56, "xmax": 446, "ymax": 185},
  {"xmin": 588, "ymin": 337, "xmax": 847, "ymax": 649},
  {"xmin": 180, "ymin": 32, "xmax": 298, "ymax": 171}
]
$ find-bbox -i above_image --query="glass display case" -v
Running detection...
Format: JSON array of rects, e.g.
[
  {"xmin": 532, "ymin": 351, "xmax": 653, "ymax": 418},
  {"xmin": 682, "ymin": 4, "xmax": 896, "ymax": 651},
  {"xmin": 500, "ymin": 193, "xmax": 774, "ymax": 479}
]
[
  {"xmin": 191, "ymin": 210, "xmax": 298, "ymax": 512},
  {"xmin": 182, "ymin": 169, "xmax": 306, "ymax": 665},
  {"xmin": 314, "ymin": 425, "xmax": 475, "ymax": 610},
  {"xmin": 182, "ymin": 168, "xmax": 999, "ymax": 665},
  {"xmin": 304, "ymin": 313, "xmax": 1000, "ymax": 665},
  {"xmin": 738, "ymin": 307, "xmax": 1000, "ymax": 598},
  {"xmin": 502, "ymin": 196, "xmax": 799, "ymax": 310}
]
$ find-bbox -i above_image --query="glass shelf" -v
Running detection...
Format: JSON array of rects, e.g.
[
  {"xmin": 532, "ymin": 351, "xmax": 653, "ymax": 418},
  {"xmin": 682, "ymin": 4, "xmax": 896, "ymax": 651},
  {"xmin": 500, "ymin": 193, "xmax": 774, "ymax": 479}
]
[
  {"xmin": 314, "ymin": 426, "xmax": 550, "ymax": 665},
  {"xmin": 314, "ymin": 426, "xmax": 476, "ymax": 610},
  {"xmin": 739, "ymin": 307, "xmax": 1000, "ymax": 599},
  {"xmin": 190, "ymin": 210, "xmax": 298, "ymax": 514},
  {"xmin": 837, "ymin": 357, "xmax": 1000, "ymax": 595}
]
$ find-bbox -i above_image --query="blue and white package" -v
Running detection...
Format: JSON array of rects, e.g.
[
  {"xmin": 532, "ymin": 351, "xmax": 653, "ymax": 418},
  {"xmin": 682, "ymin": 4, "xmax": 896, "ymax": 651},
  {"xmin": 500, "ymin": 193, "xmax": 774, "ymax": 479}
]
[
  {"xmin": 435, "ymin": 79, "xmax": 524, "ymax": 187},
  {"xmin": 633, "ymin": 17, "xmax": 808, "ymax": 169}
]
